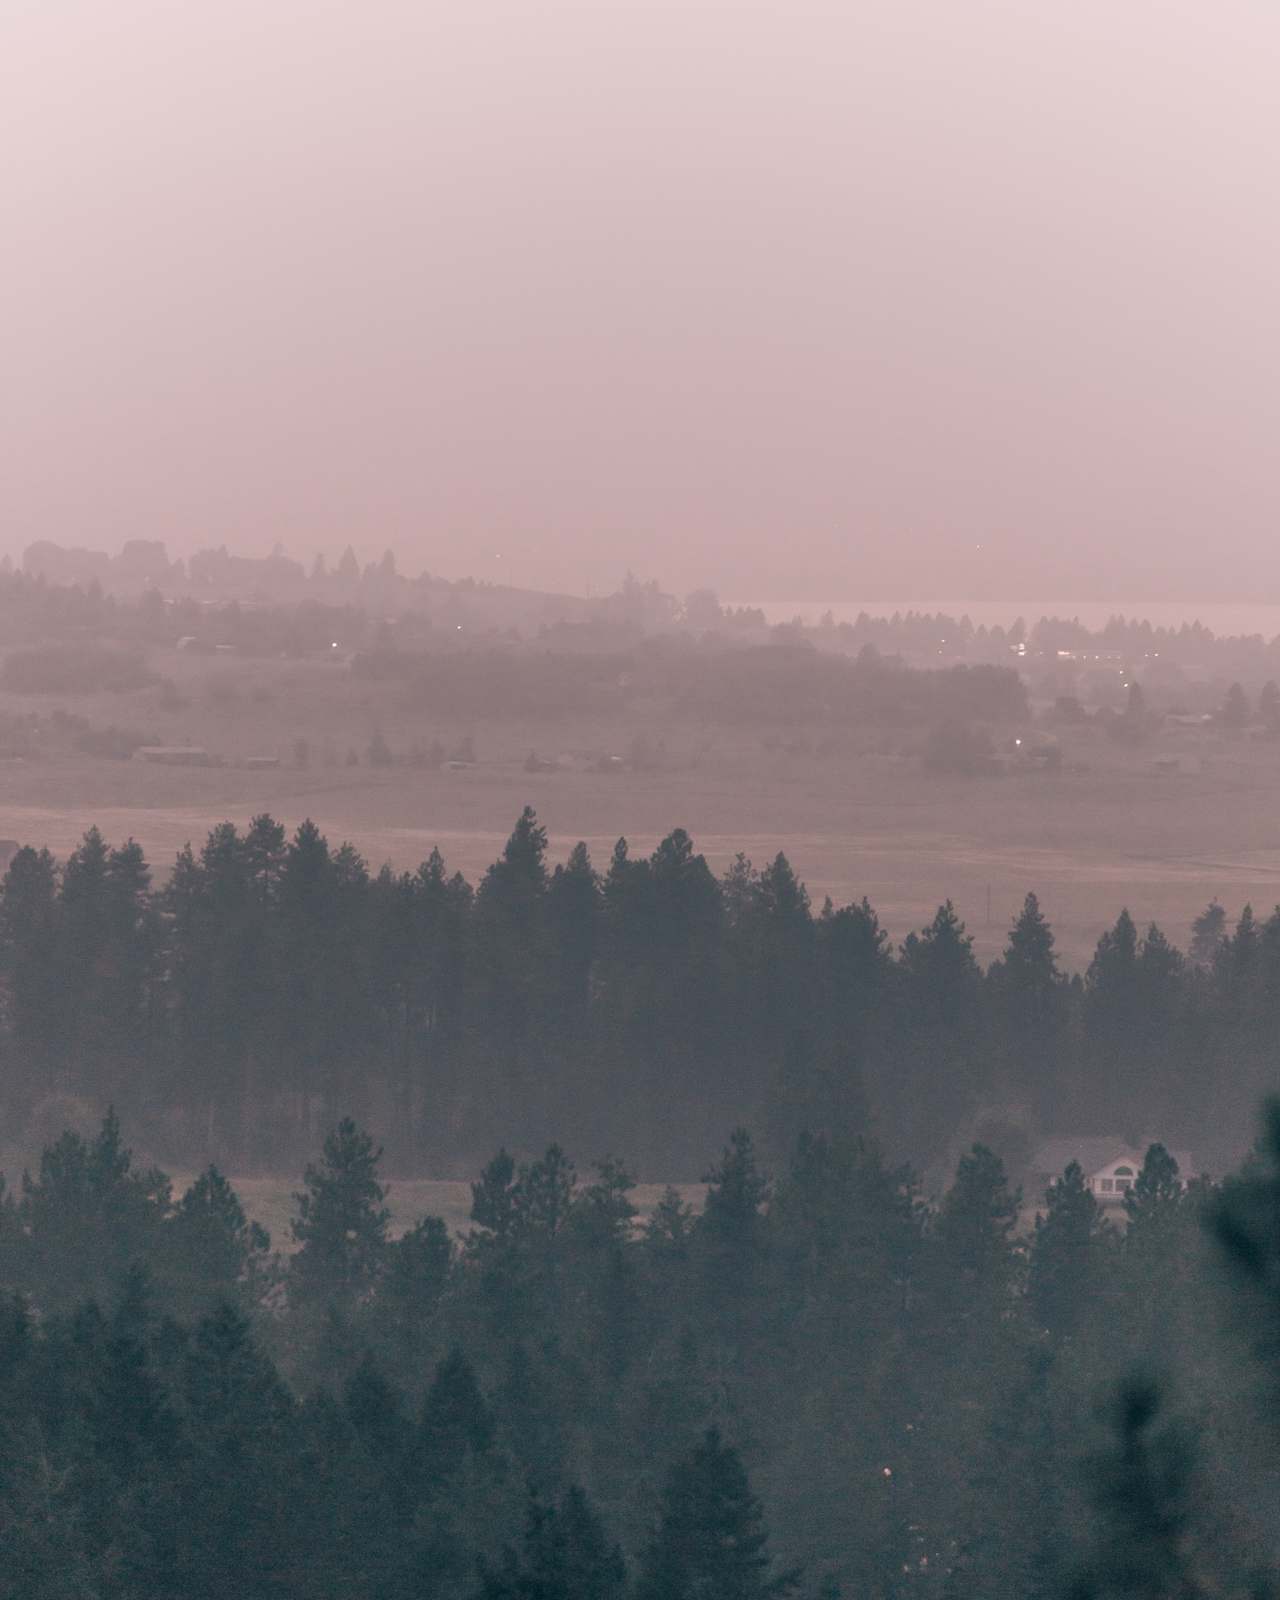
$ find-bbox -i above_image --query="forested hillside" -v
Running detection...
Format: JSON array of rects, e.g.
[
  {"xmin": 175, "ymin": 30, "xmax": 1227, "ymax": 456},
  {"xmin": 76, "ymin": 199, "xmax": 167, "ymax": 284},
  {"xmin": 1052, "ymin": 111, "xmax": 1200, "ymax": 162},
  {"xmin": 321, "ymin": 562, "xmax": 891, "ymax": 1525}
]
[
  {"xmin": 0, "ymin": 1108, "xmax": 1278, "ymax": 1596},
  {"xmin": 0, "ymin": 807, "xmax": 1272, "ymax": 1176}
]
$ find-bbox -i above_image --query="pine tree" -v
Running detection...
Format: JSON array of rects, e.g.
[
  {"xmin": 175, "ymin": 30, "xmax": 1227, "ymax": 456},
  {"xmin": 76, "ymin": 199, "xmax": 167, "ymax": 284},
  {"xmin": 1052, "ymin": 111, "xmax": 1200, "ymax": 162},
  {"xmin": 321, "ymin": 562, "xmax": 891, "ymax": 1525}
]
[
  {"xmin": 56, "ymin": 828, "xmax": 113, "ymax": 1085},
  {"xmin": 75, "ymin": 1269, "xmax": 181, "ymax": 1589},
  {"xmin": 20, "ymin": 1110, "xmax": 171, "ymax": 1315},
  {"xmin": 1189, "ymin": 901, "xmax": 1227, "ymax": 969},
  {"xmin": 699, "ymin": 1130, "xmax": 771, "ymax": 1311},
  {"xmin": 98, "ymin": 838, "xmax": 159, "ymax": 1104},
  {"xmin": 1071, "ymin": 1377, "xmax": 1208, "ymax": 1600},
  {"xmin": 643, "ymin": 1186, "xmax": 697, "ymax": 1261},
  {"xmin": 935, "ymin": 1143, "xmax": 1020, "ymax": 1299},
  {"xmin": 1001, "ymin": 891, "xmax": 1059, "ymax": 999},
  {"xmin": 947, "ymin": 1347, "xmax": 1064, "ymax": 1600},
  {"xmin": 289, "ymin": 1388, "xmax": 398, "ymax": 1597},
  {"xmin": 416, "ymin": 1347, "xmax": 495, "ymax": 1495},
  {"xmin": 164, "ymin": 1166, "xmax": 271, "ymax": 1319},
  {"xmin": 519, "ymin": 1145, "xmax": 577, "ymax": 1237},
  {"xmin": 0, "ymin": 844, "xmax": 61, "ymax": 1079},
  {"xmin": 992, "ymin": 892, "xmax": 1067, "ymax": 1115},
  {"xmin": 172, "ymin": 1301, "xmax": 297, "ymax": 1598},
  {"xmin": 1125, "ymin": 1144, "xmax": 1184, "ymax": 1230},
  {"xmin": 345, "ymin": 1350, "xmax": 413, "ymax": 1474},
  {"xmin": 1217, "ymin": 904, "xmax": 1260, "ymax": 994},
  {"xmin": 406, "ymin": 1349, "xmax": 509, "ymax": 1600},
  {"xmin": 1220, "ymin": 682, "xmax": 1251, "ymax": 728},
  {"xmin": 1088, "ymin": 909, "xmax": 1139, "ymax": 995},
  {"xmin": 470, "ymin": 1149, "xmax": 521, "ymax": 1248},
  {"xmin": 290, "ymin": 1119, "xmax": 390, "ymax": 1307},
  {"xmin": 243, "ymin": 812, "xmax": 287, "ymax": 905},
  {"xmin": 494, "ymin": 1342, "xmax": 573, "ymax": 1495},
  {"xmin": 1213, "ymin": 1099, "xmax": 1280, "ymax": 1367},
  {"xmin": 482, "ymin": 807, "xmax": 549, "ymax": 907},
  {"xmin": 473, "ymin": 809, "xmax": 552, "ymax": 1129},
  {"xmin": 721, "ymin": 853, "xmax": 760, "ymax": 929},
  {"xmin": 635, "ymin": 1428, "xmax": 796, "ymax": 1600},
  {"xmin": 1083, "ymin": 910, "xmax": 1144, "ymax": 1124},
  {"xmin": 0, "ymin": 1415, "xmax": 96, "ymax": 1600},
  {"xmin": 379, "ymin": 1214, "xmax": 453, "ymax": 1371},
  {"xmin": 1120, "ymin": 1147, "xmax": 1212, "ymax": 1368},
  {"xmin": 901, "ymin": 901, "xmax": 981, "ymax": 1024},
  {"xmin": 897, "ymin": 902, "xmax": 985, "ymax": 1151},
  {"xmin": 1028, "ymin": 1162, "xmax": 1111, "ymax": 1340},
  {"xmin": 476, "ymin": 1484, "xmax": 628, "ymax": 1600},
  {"xmin": 546, "ymin": 842, "xmax": 600, "ymax": 1026},
  {"xmin": 573, "ymin": 1156, "xmax": 638, "ymax": 1248}
]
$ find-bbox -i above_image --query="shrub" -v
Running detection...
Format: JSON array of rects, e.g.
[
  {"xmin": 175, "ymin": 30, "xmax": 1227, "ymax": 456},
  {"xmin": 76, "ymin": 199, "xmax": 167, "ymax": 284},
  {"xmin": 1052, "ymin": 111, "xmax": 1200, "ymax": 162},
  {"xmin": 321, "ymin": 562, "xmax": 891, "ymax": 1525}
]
[{"xmin": 367, "ymin": 730, "xmax": 394, "ymax": 767}]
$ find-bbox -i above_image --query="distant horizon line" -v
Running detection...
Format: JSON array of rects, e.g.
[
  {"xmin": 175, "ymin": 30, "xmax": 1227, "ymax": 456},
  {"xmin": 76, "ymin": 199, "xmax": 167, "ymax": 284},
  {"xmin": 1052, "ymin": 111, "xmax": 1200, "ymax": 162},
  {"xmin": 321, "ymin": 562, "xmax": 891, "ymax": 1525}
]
[{"xmin": 9, "ymin": 537, "xmax": 1280, "ymax": 623}]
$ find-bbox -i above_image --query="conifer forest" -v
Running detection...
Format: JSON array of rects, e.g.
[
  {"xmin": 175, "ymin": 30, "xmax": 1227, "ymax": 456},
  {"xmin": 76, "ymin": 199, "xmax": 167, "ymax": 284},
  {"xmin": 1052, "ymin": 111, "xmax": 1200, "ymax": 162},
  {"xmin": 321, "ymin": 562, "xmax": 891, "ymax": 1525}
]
[
  {"xmin": 14, "ymin": 0, "xmax": 1280, "ymax": 1587},
  {"xmin": 0, "ymin": 810, "xmax": 1279, "ymax": 1595}
]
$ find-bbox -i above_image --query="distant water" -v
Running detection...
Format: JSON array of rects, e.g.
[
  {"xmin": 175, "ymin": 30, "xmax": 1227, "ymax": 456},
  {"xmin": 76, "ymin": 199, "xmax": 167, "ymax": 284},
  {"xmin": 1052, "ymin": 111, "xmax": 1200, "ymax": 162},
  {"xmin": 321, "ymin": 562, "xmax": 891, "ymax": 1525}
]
[{"xmin": 732, "ymin": 599, "xmax": 1280, "ymax": 638}]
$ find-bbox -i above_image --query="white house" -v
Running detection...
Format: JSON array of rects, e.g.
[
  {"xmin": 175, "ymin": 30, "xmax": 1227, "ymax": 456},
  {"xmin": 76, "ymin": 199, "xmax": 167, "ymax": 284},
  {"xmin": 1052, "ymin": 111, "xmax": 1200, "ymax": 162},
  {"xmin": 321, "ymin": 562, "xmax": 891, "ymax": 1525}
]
[{"xmin": 1031, "ymin": 1138, "xmax": 1196, "ymax": 1205}]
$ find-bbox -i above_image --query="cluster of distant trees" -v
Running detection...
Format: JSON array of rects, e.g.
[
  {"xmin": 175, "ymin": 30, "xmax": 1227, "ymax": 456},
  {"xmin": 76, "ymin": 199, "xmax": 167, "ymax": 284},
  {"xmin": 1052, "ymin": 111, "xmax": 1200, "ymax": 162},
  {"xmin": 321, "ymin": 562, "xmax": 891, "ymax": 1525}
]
[
  {"xmin": 0, "ymin": 1103, "xmax": 1278, "ymax": 1595},
  {"xmin": 15, "ymin": 558, "xmax": 1280, "ymax": 740},
  {"xmin": 0, "ymin": 566, "xmax": 1033, "ymax": 738},
  {"xmin": 14, "ymin": 544, "xmax": 686, "ymax": 639},
  {"xmin": 0, "ymin": 807, "xmax": 1275, "ymax": 1178},
  {"xmin": 805, "ymin": 605, "xmax": 1280, "ymax": 678},
  {"xmin": 0, "ymin": 566, "xmax": 387, "ymax": 661},
  {"xmin": 22, "ymin": 536, "xmax": 488, "ymax": 612},
  {"xmin": 1038, "ymin": 677, "xmax": 1280, "ymax": 753},
  {"xmin": 352, "ymin": 638, "xmax": 1028, "ymax": 728}
]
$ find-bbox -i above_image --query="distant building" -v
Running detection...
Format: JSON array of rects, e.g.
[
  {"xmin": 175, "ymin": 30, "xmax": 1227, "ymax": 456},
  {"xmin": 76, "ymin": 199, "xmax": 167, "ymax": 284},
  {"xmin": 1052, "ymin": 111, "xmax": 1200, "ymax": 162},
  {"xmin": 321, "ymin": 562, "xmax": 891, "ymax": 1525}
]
[
  {"xmin": 1031, "ymin": 1137, "xmax": 1196, "ymax": 1205},
  {"xmin": 244, "ymin": 755, "xmax": 280, "ymax": 770},
  {"xmin": 135, "ymin": 746, "xmax": 212, "ymax": 767}
]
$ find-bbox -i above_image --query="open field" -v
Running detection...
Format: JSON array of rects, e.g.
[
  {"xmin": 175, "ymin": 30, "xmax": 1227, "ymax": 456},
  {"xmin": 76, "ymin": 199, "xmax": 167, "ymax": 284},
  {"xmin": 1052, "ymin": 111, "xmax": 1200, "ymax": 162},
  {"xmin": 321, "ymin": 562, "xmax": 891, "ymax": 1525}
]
[{"xmin": 2, "ymin": 644, "xmax": 1280, "ymax": 966}]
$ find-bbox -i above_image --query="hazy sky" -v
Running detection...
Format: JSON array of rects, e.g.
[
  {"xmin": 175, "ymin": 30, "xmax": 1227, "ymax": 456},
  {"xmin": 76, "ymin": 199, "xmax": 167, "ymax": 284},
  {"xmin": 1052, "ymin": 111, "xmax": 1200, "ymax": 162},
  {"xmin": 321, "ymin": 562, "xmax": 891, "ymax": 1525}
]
[{"xmin": 4, "ymin": 1, "xmax": 1280, "ymax": 598}]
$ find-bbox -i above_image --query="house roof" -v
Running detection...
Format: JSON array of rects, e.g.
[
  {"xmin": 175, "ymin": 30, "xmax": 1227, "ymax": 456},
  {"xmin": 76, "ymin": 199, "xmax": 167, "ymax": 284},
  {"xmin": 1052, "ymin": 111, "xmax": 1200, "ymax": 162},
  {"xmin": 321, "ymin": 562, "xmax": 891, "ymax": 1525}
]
[{"xmin": 1031, "ymin": 1137, "xmax": 1196, "ymax": 1182}]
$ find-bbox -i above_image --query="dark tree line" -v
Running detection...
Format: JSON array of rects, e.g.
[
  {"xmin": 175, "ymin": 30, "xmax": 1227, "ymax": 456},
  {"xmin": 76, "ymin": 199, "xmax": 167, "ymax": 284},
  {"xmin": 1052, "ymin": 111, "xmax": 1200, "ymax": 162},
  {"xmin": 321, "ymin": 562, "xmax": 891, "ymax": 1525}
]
[
  {"xmin": 0, "ymin": 809, "xmax": 1275, "ymax": 1175},
  {"xmin": 1, "ymin": 1107, "xmax": 1279, "ymax": 1596}
]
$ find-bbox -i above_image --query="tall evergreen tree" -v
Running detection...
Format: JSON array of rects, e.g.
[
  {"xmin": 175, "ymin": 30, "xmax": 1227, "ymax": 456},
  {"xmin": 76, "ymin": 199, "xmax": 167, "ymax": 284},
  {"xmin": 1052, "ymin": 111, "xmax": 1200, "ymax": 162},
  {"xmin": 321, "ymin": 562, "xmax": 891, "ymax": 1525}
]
[
  {"xmin": 636, "ymin": 1428, "xmax": 795, "ymax": 1600},
  {"xmin": 290, "ymin": 1119, "xmax": 390, "ymax": 1307},
  {"xmin": 0, "ymin": 845, "xmax": 61, "ymax": 1086},
  {"xmin": 164, "ymin": 1165, "xmax": 271, "ymax": 1319},
  {"xmin": 1028, "ymin": 1162, "xmax": 1111, "ymax": 1341},
  {"xmin": 991, "ymin": 892, "xmax": 1068, "ymax": 1117},
  {"xmin": 171, "ymin": 1300, "xmax": 297, "ymax": 1599},
  {"xmin": 1189, "ymin": 901, "xmax": 1227, "ymax": 969},
  {"xmin": 477, "ymin": 1484, "xmax": 628, "ymax": 1600},
  {"xmin": 20, "ymin": 1110, "xmax": 171, "ymax": 1314}
]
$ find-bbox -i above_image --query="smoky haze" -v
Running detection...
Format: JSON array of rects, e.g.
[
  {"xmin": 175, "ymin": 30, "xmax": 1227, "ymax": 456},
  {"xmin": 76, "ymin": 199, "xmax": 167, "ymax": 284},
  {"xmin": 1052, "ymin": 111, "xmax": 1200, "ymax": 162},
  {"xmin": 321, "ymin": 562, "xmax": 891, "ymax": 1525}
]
[
  {"xmin": 8, "ymin": 8, "xmax": 1280, "ymax": 1590},
  {"xmin": 4, "ymin": 0, "xmax": 1280, "ymax": 598}
]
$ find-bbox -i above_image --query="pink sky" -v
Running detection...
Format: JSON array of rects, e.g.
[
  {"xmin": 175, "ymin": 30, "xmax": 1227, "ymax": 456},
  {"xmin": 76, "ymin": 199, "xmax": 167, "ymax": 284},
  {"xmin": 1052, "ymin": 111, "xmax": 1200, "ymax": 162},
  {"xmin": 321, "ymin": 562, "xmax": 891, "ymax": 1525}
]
[{"xmin": 3, "ymin": 0, "xmax": 1279, "ymax": 598}]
